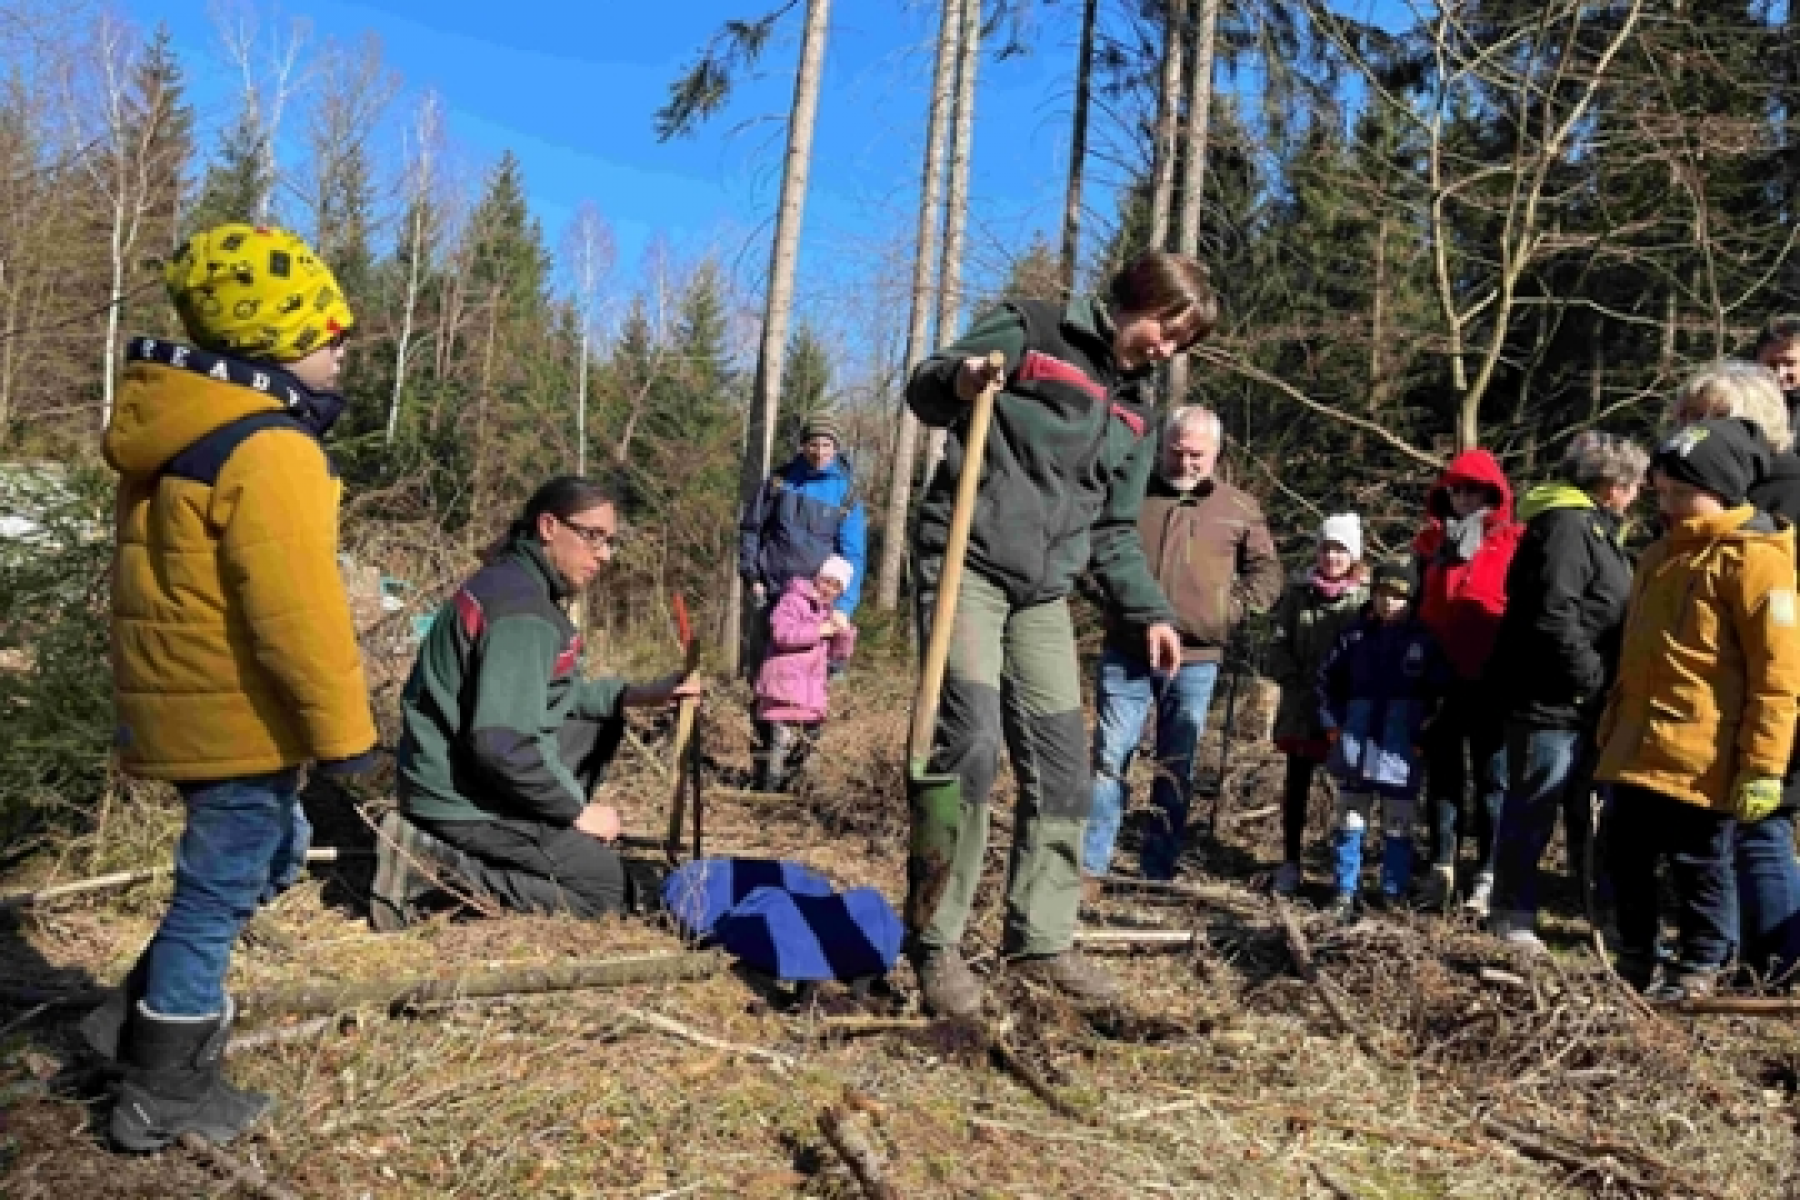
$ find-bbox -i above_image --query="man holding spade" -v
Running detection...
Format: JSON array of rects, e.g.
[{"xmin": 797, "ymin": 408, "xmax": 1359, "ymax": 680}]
[{"xmin": 903, "ymin": 250, "xmax": 1219, "ymax": 1018}]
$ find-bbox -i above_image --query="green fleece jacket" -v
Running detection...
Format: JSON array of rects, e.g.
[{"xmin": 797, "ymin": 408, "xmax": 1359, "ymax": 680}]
[
  {"xmin": 907, "ymin": 296, "xmax": 1174, "ymax": 626},
  {"xmin": 396, "ymin": 537, "xmax": 626, "ymax": 825}
]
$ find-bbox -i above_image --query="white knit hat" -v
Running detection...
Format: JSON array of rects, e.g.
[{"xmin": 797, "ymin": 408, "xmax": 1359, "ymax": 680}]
[
  {"xmin": 818, "ymin": 555, "xmax": 855, "ymax": 586},
  {"xmin": 1318, "ymin": 513, "xmax": 1363, "ymax": 561}
]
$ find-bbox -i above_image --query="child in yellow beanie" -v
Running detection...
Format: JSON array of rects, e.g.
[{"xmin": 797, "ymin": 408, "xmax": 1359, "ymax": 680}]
[{"xmin": 92, "ymin": 224, "xmax": 375, "ymax": 1152}]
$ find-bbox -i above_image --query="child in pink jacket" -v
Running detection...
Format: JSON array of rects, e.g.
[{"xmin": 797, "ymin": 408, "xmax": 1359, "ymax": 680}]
[{"xmin": 753, "ymin": 556, "xmax": 856, "ymax": 790}]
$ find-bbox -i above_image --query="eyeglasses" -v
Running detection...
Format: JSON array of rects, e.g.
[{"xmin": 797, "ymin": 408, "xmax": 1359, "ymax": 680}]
[{"xmin": 556, "ymin": 515, "xmax": 617, "ymax": 551}]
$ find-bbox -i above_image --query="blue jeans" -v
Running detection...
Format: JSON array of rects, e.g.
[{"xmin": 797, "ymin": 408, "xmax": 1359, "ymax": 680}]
[
  {"xmin": 1425, "ymin": 683, "xmax": 1506, "ymax": 875},
  {"xmin": 1608, "ymin": 784, "xmax": 1736, "ymax": 973},
  {"xmin": 144, "ymin": 771, "xmax": 304, "ymax": 1015},
  {"xmin": 1083, "ymin": 649, "xmax": 1218, "ymax": 880},
  {"xmin": 1734, "ymin": 811, "xmax": 1800, "ymax": 983},
  {"xmin": 1492, "ymin": 723, "xmax": 1592, "ymax": 920}
]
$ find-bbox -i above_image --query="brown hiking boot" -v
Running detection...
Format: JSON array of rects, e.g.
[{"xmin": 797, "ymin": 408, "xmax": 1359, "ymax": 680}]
[
  {"xmin": 911, "ymin": 946, "xmax": 983, "ymax": 1019},
  {"xmin": 1012, "ymin": 949, "xmax": 1122, "ymax": 1010}
]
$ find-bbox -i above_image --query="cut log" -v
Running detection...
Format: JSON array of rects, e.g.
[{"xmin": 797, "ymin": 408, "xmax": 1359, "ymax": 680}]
[
  {"xmin": 1074, "ymin": 928, "xmax": 1200, "ymax": 952},
  {"xmin": 237, "ymin": 951, "xmax": 723, "ymax": 1020},
  {"xmin": 1674, "ymin": 995, "xmax": 1800, "ymax": 1017},
  {"xmin": 817, "ymin": 1105, "xmax": 898, "ymax": 1200},
  {"xmin": 0, "ymin": 848, "xmax": 371, "ymax": 912}
]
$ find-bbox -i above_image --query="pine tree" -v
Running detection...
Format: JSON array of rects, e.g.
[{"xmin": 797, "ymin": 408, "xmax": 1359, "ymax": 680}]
[
  {"xmin": 129, "ymin": 24, "xmax": 192, "ymax": 263},
  {"xmin": 189, "ymin": 108, "xmax": 273, "ymax": 232},
  {"xmin": 778, "ymin": 322, "xmax": 831, "ymax": 451}
]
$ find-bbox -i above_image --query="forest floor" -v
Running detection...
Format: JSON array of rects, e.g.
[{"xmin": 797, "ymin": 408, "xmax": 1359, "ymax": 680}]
[{"xmin": 2, "ymin": 661, "xmax": 1799, "ymax": 1199}]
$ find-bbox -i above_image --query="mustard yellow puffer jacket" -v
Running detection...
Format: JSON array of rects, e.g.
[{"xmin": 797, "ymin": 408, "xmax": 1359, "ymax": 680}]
[
  {"xmin": 1595, "ymin": 505, "xmax": 1800, "ymax": 812},
  {"xmin": 104, "ymin": 340, "xmax": 376, "ymax": 780}
]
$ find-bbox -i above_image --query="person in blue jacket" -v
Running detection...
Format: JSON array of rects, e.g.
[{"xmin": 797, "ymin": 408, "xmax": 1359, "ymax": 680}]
[
  {"xmin": 1318, "ymin": 557, "xmax": 1450, "ymax": 921},
  {"xmin": 739, "ymin": 412, "xmax": 867, "ymax": 635}
]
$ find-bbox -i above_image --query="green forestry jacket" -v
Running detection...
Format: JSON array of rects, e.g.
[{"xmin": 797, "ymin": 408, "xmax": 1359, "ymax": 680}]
[
  {"xmin": 396, "ymin": 536, "xmax": 627, "ymax": 826},
  {"xmin": 1265, "ymin": 570, "xmax": 1369, "ymax": 747},
  {"xmin": 906, "ymin": 297, "xmax": 1174, "ymax": 628}
]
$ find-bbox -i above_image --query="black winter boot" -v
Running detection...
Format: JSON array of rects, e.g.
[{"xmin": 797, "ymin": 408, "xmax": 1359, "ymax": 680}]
[
  {"xmin": 79, "ymin": 949, "xmax": 150, "ymax": 1063},
  {"xmin": 110, "ymin": 1000, "xmax": 270, "ymax": 1152}
]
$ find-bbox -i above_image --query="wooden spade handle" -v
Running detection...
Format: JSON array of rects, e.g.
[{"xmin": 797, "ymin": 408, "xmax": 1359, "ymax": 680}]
[
  {"xmin": 664, "ymin": 596, "xmax": 703, "ymax": 864},
  {"xmin": 907, "ymin": 351, "xmax": 1005, "ymax": 764}
]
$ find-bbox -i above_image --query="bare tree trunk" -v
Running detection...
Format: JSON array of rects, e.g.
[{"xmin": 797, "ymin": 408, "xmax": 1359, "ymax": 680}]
[
  {"xmin": 0, "ymin": 263, "xmax": 15, "ymax": 437},
  {"xmin": 388, "ymin": 93, "xmax": 440, "ymax": 445},
  {"xmin": 1148, "ymin": 0, "xmax": 1187, "ymax": 252},
  {"xmin": 389, "ymin": 200, "xmax": 426, "ymax": 443},
  {"xmin": 472, "ymin": 289, "xmax": 502, "ymax": 526},
  {"xmin": 1166, "ymin": 0, "xmax": 1218, "ymax": 408},
  {"xmin": 1059, "ymin": 0, "xmax": 1099, "ymax": 294},
  {"xmin": 576, "ymin": 328, "xmax": 590, "ymax": 476},
  {"xmin": 875, "ymin": 0, "xmax": 960, "ymax": 614},
  {"xmin": 922, "ymin": 0, "xmax": 980, "ymax": 480},
  {"xmin": 724, "ymin": 0, "xmax": 832, "ymax": 674}
]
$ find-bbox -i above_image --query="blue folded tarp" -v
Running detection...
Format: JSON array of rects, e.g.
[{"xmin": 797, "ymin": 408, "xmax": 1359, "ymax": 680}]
[{"xmin": 663, "ymin": 857, "xmax": 902, "ymax": 983}]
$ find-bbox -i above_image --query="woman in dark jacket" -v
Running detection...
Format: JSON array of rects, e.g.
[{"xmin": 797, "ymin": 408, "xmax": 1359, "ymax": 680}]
[
  {"xmin": 1487, "ymin": 432, "xmax": 1646, "ymax": 949},
  {"xmin": 1671, "ymin": 360, "xmax": 1800, "ymax": 984},
  {"xmin": 382, "ymin": 477, "xmax": 695, "ymax": 929}
]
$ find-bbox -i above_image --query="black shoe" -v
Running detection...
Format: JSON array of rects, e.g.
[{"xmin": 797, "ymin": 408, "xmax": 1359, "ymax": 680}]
[
  {"xmin": 370, "ymin": 811, "xmax": 473, "ymax": 931},
  {"xmin": 80, "ymin": 950, "xmax": 150, "ymax": 1063},
  {"xmin": 110, "ymin": 1000, "xmax": 270, "ymax": 1152},
  {"xmin": 1614, "ymin": 952, "xmax": 1657, "ymax": 993},
  {"xmin": 1645, "ymin": 963, "xmax": 1719, "ymax": 1004}
]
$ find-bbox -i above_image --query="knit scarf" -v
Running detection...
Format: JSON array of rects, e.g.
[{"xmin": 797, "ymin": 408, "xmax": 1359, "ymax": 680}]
[
  {"xmin": 1309, "ymin": 568, "xmax": 1357, "ymax": 600},
  {"xmin": 1440, "ymin": 508, "xmax": 1490, "ymax": 563}
]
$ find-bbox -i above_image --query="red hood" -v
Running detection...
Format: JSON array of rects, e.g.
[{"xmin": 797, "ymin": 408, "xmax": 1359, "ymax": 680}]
[{"xmin": 1415, "ymin": 449, "xmax": 1514, "ymax": 551}]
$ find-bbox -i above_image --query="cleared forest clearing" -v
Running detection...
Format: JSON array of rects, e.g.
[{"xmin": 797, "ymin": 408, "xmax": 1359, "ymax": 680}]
[{"xmin": 1, "ymin": 668, "xmax": 1796, "ymax": 1199}]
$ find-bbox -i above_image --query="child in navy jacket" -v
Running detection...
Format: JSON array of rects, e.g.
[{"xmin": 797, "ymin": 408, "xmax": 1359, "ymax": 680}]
[{"xmin": 1318, "ymin": 558, "xmax": 1450, "ymax": 919}]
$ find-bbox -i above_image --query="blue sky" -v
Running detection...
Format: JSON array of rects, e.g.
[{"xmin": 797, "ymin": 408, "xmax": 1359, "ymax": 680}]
[{"xmin": 130, "ymin": 0, "xmax": 1122, "ymax": 336}]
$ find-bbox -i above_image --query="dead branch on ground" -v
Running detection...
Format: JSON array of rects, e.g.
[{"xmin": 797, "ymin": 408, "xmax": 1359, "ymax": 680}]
[{"xmin": 817, "ymin": 1104, "xmax": 897, "ymax": 1200}]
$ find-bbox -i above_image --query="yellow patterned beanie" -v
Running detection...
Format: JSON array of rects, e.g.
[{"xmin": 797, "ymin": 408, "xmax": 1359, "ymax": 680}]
[{"xmin": 165, "ymin": 224, "xmax": 355, "ymax": 362}]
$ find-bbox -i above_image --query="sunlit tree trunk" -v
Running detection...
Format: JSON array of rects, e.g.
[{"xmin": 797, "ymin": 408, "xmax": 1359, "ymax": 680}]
[
  {"xmin": 1148, "ymin": 0, "xmax": 1187, "ymax": 253},
  {"xmin": 1166, "ymin": 0, "xmax": 1217, "ymax": 408},
  {"xmin": 1059, "ymin": 0, "xmax": 1098, "ymax": 294},
  {"xmin": 874, "ymin": 0, "xmax": 959, "ymax": 614},
  {"xmin": 922, "ymin": 0, "xmax": 980, "ymax": 480},
  {"xmin": 723, "ymin": 0, "xmax": 832, "ymax": 674}
]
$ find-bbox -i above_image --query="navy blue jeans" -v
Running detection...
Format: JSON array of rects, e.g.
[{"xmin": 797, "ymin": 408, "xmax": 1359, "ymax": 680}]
[
  {"xmin": 1607, "ymin": 784, "xmax": 1736, "ymax": 973},
  {"xmin": 1084, "ymin": 648, "xmax": 1218, "ymax": 880},
  {"xmin": 1492, "ymin": 723, "xmax": 1594, "ymax": 919},
  {"xmin": 1734, "ymin": 811, "xmax": 1800, "ymax": 983},
  {"xmin": 1425, "ymin": 683, "xmax": 1506, "ymax": 875},
  {"xmin": 144, "ymin": 770, "xmax": 305, "ymax": 1015}
]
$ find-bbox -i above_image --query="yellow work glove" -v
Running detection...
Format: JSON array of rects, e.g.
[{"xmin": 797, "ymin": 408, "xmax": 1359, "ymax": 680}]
[{"xmin": 1732, "ymin": 776, "xmax": 1784, "ymax": 824}]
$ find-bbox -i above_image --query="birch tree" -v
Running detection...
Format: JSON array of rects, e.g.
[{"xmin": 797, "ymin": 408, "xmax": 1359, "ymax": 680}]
[
  {"xmin": 561, "ymin": 200, "xmax": 615, "ymax": 477},
  {"xmin": 387, "ymin": 90, "xmax": 443, "ymax": 444},
  {"xmin": 66, "ymin": 13, "xmax": 186, "ymax": 429},
  {"xmin": 209, "ymin": 0, "xmax": 310, "ymax": 225}
]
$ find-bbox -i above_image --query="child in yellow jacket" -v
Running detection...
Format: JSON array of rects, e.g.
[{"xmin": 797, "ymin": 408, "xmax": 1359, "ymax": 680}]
[
  {"xmin": 94, "ymin": 226, "xmax": 376, "ymax": 1151},
  {"xmin": 1596, "ymin": 417, "xmax": 1800, "ymax": 1000}
]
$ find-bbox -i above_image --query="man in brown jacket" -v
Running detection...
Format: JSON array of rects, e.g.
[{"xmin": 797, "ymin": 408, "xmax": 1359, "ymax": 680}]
[{"xmin": 1083, "ymin": 405, "xmax": 1283, "ymax": 880}]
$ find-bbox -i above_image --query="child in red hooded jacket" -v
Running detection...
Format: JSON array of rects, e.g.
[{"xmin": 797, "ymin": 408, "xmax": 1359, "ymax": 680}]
[{"xmin": 1412, "ymin": 449, "xmax": 1523, "ymax": 914}]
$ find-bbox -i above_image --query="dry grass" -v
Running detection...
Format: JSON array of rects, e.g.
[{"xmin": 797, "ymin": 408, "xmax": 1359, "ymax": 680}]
[{"xmin": 2, "ymin": 660, "xmax": 1799, "ymax": 1198}]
